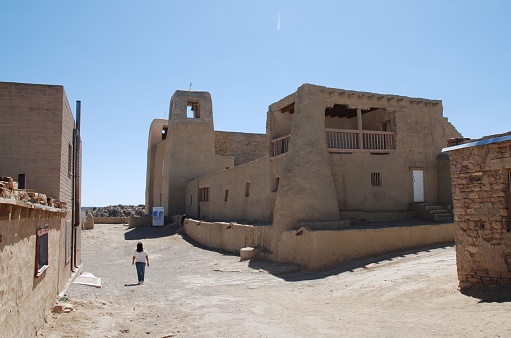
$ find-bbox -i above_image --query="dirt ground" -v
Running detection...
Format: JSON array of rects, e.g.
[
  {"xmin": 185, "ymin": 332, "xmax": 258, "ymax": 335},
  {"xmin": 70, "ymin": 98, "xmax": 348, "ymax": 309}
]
[{"xmin": 37, "ymin": 223, "xmax": 511, "ymax": 338}]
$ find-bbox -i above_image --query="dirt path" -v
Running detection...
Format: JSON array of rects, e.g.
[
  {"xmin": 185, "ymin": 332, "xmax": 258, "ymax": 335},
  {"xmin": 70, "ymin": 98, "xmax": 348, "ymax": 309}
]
[{"xmin": 37, "ymin": 224, "xmax": 511, "ymax": 337}]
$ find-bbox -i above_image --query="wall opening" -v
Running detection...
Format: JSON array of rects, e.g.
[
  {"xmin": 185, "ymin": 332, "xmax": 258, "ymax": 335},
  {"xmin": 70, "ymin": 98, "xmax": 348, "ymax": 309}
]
[
  {"xmin": 224, "ymin": 189, "xmax": 229, "ymax": 202},
  {"xmin": 187, "ymin": 101, "xmax": 200, "ymax": 118},
  {"xmin": 245, "ymin": 181, "xmax": 250, "ymax": 197},
  {"xmin": 199, "ymin": 186, "xmax": 210, "ymax": 202},
  {"xmin": 68, "ymin": 144, "xmax": 73, "ymax": 176},
  {"xmin": 35, "ymin": 226, "xmax": 49, "ymax": 277},
  {"xmin": 371, "ymin": 173, "xmax": 382, "ymax": 186},
  {"xmin": 162, "ymin": 126, "xmax": 168, "ymax": 140},
  {"xmin": 272, "ymin": 177, "xmax": 280, "ymax": 192}
]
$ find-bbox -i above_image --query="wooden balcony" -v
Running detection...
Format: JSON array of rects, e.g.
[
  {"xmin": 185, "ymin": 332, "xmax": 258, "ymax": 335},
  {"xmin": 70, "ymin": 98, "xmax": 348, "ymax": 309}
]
[
  {"xmin": 327, "ymin": 129, "xmax": 394, "ymax": 153},
  {"xmin": 271, "ymin": 135, "xmax": 290, "ymax": 156},
  {"xmin": 271, "ymin": 129, "xmax": 394, "ymax": 157}
]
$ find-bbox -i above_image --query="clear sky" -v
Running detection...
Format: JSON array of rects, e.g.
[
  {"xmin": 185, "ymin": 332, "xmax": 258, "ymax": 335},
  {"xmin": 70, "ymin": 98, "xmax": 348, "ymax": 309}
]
[{"xmin": 1, "ymin": 1, "xmax": 510, "ymax": 207}]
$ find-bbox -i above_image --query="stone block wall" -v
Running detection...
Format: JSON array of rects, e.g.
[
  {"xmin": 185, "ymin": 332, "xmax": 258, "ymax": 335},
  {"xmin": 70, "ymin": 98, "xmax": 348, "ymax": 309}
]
[{"xmin": 449, "ymin": 139, "xmax": 511, "ymax": 288}]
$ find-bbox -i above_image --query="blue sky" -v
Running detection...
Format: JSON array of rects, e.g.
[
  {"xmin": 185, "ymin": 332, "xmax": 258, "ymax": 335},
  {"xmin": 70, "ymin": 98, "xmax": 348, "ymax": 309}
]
[{"xmin": 1, "ymin": 1, "xmax": 510, "ymax": 207}]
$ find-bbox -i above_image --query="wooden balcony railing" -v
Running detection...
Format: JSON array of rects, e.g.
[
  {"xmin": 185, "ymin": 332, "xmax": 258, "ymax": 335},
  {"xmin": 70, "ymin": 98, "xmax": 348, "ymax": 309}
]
[
  {"xmin": 327, "ymin": 129, "xmax": 394, "ymax": 152},
  {"xmin": 271, "ymin": 135, "xmax": 290, "ymax": 156},
  {"xmin": 270, "ymin": 129, "xmax": 394, "ymax": 157}
]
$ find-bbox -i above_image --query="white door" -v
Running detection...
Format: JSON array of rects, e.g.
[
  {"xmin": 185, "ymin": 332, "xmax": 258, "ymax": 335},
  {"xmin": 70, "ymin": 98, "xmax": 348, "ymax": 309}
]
[{"xmin": 413, "ymin": 170, "xmax": 424, "ymax": 202}]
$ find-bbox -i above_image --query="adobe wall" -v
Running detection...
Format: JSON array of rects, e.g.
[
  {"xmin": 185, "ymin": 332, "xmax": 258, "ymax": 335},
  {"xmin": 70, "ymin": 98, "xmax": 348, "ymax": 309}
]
[
  {"xmin": 271, "ymin": 84, "xmax": 340, "ymax": 255},
  {"xmin": 184, "ymin": 219, "xmax": 272, "ymax": 254},
  {"xmin": 448, "ymin": 138, "xmax": 511, "ymax": 288},
  {"xmin": 0, "ymin": 203, "xmax": 68, "ymax": 337},
  {"xmin": 145, "ymin": 119, "xmax": 167, "ymax": 214},
  {"xmin": 276, "ymin": 223, "xmax": 454, "ymax": 269},
  {"xmin": 215, "ymin": 131, "xmax": 266, "ymax": 166},
  {"xmin": 186, "ymin": 156, "xmax": 275, "ymax": 223},
  {"xmin": 0, "ymin": 82, "xmax": 72, "ymax": 203},
  {"xmin": 183, "ymin": 218, "xmax": 453, "ymax": 270}
]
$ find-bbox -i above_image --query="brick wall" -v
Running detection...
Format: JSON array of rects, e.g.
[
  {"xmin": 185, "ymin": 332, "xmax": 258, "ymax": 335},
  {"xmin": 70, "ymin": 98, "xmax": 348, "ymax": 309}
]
[
  {"xmin": 449, "ymin": 139, "xmax": 511, "ymax": 288},
  {"xmin": 0, "ymin": 82, "xmax": 72, "ymax": 203}
]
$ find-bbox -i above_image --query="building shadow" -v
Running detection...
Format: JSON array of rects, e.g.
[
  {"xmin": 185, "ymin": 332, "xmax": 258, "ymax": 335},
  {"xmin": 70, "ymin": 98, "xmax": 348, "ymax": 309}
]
[
  {"xmin": 124, "ymin": 225, "xmax": 181, "ymax": 240},
  {"xmin": 461, "ymin": 286, "xmax": 511, "ymax": 303}
]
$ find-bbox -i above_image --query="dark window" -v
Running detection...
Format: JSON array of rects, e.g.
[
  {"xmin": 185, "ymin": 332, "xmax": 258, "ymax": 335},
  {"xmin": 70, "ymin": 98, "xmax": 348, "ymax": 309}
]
[
  {"xmin": 245, "ymin": 181, "xmax": 250, "ymax": 197},
  {"xmin": 273, "ymin": 177, "xmax": 280, "ymax": 192},
  {"xmin": 35, "ymin": 226, "xmax": 49, "ymax": 277},
  {"xmin": 224, "ymin": 189, "xmax": 229, "ymax": 202},
  {"xmin": 162, "ymin": 126, "xmax": 168, "ymax": 140},
  {"xmin": 68, "ymin": 144, "xmax": 73, "ymax": 176},
  {"xmin": 199, "ymin": 187, "xmax": 210, "ymax": 202},
  {"xmin": 65, "ymin": 220, "xmax": 72, "ymax": 264},
  {"xmin": 371, "ymin": 173, "xmax": 382, "ymax": 186}
]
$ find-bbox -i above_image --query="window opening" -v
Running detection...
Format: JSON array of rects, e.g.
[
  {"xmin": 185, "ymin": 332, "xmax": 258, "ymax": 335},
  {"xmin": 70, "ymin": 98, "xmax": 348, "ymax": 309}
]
[
  {"xmin": 187, "ymin": 102, "xmax": 200, "ymax": 118},
  {"xmin": 273, "ymin": 177, "xmax": 280, "ymax": 192},
  {"xmin": 245, "ymin": 181, "xmax": 250, "ymax": 197},
  {"xmin": 65, "ymin": 220, "xmax": 72, "ymax": 264},
  {"xmin": 371, "ymin": 173, "xmax": 382, "ymax": 186},
  {"xmin": 224, "ymin": 189, "xmax": 229, "ymax": 202},
  {"xmin": 68, "ymin": 144, "xmax": 73, "ymax": 176},
  {"xmin": 162, "ymin": 126, "xmax": 168, "ymax": 140},
  {"xmin": 35, "ymin": 226, "xmax": 49, "ymax": 277},
  {"xmin": 199, "ymin": 187, "xmax": 210, "ymax": 202}
]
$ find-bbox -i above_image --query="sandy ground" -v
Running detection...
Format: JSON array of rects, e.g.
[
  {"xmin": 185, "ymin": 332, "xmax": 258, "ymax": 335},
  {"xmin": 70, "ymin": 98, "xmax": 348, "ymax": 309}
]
[{"xmin": 36, "ymin": 223, "xmax": 511, "ymax": 338}]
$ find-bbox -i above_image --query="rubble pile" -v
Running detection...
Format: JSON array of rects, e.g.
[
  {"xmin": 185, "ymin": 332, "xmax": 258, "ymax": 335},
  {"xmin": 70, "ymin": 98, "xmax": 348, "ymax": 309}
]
[
  {"xmin": 89, "ymin": 204, "xmax": 145, "ymax": 217},
  {"xmin": 0, "ymin": 176, "xmax": 67, "ymax": 208}
]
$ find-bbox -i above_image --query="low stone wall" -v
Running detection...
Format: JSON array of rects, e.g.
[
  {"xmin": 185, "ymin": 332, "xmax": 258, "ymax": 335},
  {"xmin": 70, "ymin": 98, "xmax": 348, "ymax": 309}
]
[
  {"xmin": 185, "ymin": 219, "xmax": 454, "ymax": 270},
  {"xmin": 339, "ymin": 210, "xmax": 413, "ymax": 222},
  {"xmin": 128, "ymin": 215, "xmax": 151, "ymax": 228},
  {"xmin": 276, "ymin": 223, "xmax": 454, "ymax": 270},
  {"xmin": 92, "ymin": 217, "xmax": 127, "ymax": 224},
  {"xmin": 184, "ymin": 219, "xmax": 272, "ymax": 254}
]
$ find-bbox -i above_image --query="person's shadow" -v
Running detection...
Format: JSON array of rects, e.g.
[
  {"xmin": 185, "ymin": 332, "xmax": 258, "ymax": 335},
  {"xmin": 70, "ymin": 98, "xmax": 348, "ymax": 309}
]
[{"xmin": 124, "ymin": 283, "xmax": 141, "ymax": 287}]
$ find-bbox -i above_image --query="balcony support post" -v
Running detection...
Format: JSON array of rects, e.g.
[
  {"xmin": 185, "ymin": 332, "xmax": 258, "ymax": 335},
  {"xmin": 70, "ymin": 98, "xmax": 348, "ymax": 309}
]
[{"xmin": 357, "ymin": 108, "xmax": 363, "ymax": 149}]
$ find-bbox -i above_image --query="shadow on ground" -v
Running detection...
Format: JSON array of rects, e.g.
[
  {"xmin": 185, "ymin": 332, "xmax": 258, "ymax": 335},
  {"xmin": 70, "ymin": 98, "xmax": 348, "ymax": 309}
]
[
  {"xmin": 461, "ymin": 286, "xmax": 511, "ymax": 303},
  {"xmin": 124, "ymin": 225, "xmax": 181, "ymax": 240},
  {"xmin": 246, "ymin": 243, "xmax": 455, "ymax": 282}
]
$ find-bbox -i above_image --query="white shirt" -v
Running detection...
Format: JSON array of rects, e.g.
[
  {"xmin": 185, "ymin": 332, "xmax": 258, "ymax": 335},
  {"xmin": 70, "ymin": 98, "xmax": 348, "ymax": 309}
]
[{"xmin": 133, "ymin": 249, "xmax": 148, "ymax": 263}]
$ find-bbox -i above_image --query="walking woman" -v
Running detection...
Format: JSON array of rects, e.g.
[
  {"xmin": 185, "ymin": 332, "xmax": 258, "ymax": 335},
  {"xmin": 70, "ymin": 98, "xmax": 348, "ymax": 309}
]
[{"xmin": 132, "ymin": 242, "xmax": 149, "ymax": 284}]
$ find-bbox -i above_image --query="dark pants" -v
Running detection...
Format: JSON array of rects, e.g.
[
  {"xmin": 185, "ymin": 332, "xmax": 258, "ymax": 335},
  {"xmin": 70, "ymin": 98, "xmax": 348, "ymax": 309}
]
[{"xmin": 135, "ymin": 262, "xmax": 146, "ymax": 283}]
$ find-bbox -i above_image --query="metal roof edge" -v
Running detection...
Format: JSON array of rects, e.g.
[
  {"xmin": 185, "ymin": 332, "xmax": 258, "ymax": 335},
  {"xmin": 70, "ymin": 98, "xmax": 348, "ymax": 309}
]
[{"xmin": 442, "ymin": 134, "xmax": 511, "ymax": 152}]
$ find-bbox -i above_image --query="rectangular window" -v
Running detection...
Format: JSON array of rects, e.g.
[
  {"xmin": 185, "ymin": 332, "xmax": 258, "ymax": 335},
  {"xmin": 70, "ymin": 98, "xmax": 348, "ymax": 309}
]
[
  {"xmin": 199, "ymin": 187, "xmax": 210, "ymax": 202},
  {"xmin": 224, "ymin": 189, "xmax": 229, "ymax": 202},
  {"xmin": 245, "ymin": 181, "xmax": 250, "ymax": 197},
  {"xmin": 35, "ymin": 226, "xmax": 49, "ymax": 277},
  {"xmin": 65, "ymin": 220, "xmax": 72, "ymax": 264},
  {"xmin": 162, "ymin": 126, "xmax": 168, "ymax": 140},
  {"xmin": 187, "ymin": 101, "xmax": 200, "ymax": 118},
  {"xmin": 273, "ymin": 177, "xmax": 280, "ymax": 192},
  {"xmin": 68, "ymin": 144, "xmax": 73, "ymax": 176},
  {"xmin": 371, "ymin": 173, "xmax": 382, "ymax": 186}
]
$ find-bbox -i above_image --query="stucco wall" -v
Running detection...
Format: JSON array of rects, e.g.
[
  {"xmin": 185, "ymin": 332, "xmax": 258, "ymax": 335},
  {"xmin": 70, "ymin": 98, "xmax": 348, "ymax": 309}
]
[
  {"xmin": 448, "ymin": 137, "xmax": 511, "ymax": 288},
  {"xmin": 0, "ymin": 209, "xmax": 67, "ymax": 338},
  {"xmin": 215, "ymin": 131, "xmax": 266, "ymax": 166},
  {"xmin": 184, "ymin": 219, "xmax": 272, "ymax": 253},
  {"xmin": 186, "ymin": 156, "xmax": 275, "ymax": 223},
  {"xmin": 184, "ymin": 218, "xmax": 454, "ymax": 270},
  {"xmin": 276, "ymin": 223, "xmax": 454, "ymax": 269}
]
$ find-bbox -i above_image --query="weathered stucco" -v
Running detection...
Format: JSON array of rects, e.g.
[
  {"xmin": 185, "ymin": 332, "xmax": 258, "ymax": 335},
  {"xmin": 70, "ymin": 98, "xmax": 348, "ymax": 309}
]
[
  {"xmin": 184, "ymin": 218, "xmax": 453, "ymax": 270},
  {"xmin": 148, "ymin": 84, "xmax": 460, "ymax": 268},
  {"xmin": 0, "ymin": 204, "xmax": 68, "ymax": 337}
]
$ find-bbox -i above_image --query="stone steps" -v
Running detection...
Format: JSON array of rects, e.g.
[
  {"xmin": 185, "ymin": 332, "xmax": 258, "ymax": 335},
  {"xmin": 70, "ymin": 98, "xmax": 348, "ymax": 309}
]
[{"xmin": 409, "ymin": 202, "xmax": 454, "ymax": 222}]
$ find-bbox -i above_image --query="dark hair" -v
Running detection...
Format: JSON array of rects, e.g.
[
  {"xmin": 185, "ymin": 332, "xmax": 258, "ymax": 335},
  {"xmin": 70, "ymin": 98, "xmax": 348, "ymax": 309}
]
[{"xmin": 136, "ymin": 242, "xmax": 143, "ymax": 252}]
